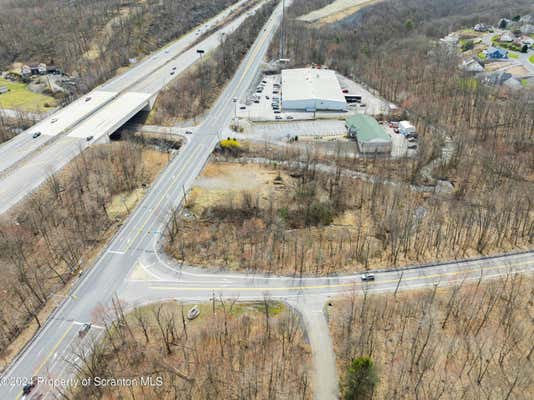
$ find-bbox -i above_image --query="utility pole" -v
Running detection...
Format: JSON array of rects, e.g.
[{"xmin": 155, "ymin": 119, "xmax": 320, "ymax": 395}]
[{"xmin": 279, "ymin": 0, "xmax": 285, "ymax": 60}]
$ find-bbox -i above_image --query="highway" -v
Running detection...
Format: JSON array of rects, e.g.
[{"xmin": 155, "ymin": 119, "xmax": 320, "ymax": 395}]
[
  {"xmin": 0, "ymin": 0, "xmax": 260, "ymax": 214},
  {"xmin": 1, "ymin": 1, "xmax": 533, "ymax": 399}
]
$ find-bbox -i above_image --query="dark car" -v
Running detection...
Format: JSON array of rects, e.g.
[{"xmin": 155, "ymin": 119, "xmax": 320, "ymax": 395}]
[
  {"xmin": 361, "ymin": 273, "xmax": 375, "ymax": 281},
  {"xmin": 86, "ymin": 136, "xmax": 94, "ymax": 141},
  {"xmin": 408, "ymin": 144, "xmax": 418, "ymax": 150},
  {"xmin": 32, "ymin": 132, "xmax": 41, "ymax": 139},
  {"xmin": 78, "ymin": 323, "xmax": 91, "ymax": 338},
  {"xmin": 22, "ymin": 380, "xmax": 36, "ymax": 395}
]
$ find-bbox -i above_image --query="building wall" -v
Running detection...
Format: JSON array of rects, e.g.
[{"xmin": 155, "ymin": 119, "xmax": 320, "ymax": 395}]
[
  {"xmin": 357, "ymin": 140, "xmax": 392, "ymax": 154},
  {"xmin": 282, "ymin": 98, "xmax": 346, "ymax": 111}
]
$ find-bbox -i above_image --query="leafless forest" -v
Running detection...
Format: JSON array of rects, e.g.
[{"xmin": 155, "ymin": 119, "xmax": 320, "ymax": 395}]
[
  {"xmin": 163, "ymin": 0, "xmax": 534, "ymax": 275},
  {"xmin": 150, "ymin": 0, "xmax": 277, "ymax": 124},
  {"xmin": 330, "ymin": 275, "xmax": 534, "ymax": 399},
  {"xmin": 0, "ymin": 0, "xmax": 235, "ymax": 94},
  {"xmin": 68, "ymin": 300, "xmax": 311, "ymax": 399},
  {"xmin": 0, "ymin": 143, "xmax": 168, "ymax": 367}
]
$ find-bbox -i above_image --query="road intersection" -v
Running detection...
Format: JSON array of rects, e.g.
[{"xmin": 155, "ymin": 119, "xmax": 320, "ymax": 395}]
[{"xmin": 0, "ymin": 1, "xmax": 533, "ymax": 399}]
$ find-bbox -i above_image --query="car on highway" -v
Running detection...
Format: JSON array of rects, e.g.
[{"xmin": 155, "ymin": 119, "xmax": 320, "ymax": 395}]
[
  {"xmin": 170, "ymin": 71, "xmax": 175, "ymax": 75},
  {"xmin": 359, "ymin": 103, "xmax": 366, "ymax": 107},
  {"xmin": 361, "ymin": 273, "xmax": 375, "ymax": 281},
  {"xmin": 240, "ymin": 106, "xmax": 246, "ymax": 110},
  {"xmin": 185, "ymin": 130, "xmax": 193, "ymax": 135},
  {"xmin": 86, "ymin": 136, "xmax": 94, "ymax": 141},
  {"xmin": 32, "ymin": 132, "xmax": 41, "ymax": 139},
  {"xmin": 51, "ymin": 118, "xmax": 58, "ymax": 123},
  {"xmin": 85, "ymin": 96, "xmax": 91, "ymax": 102},
  {"xmin": 78, "ymin": 323, "xmax": 91, "ymax": 338},
  {"xmin": 172, "ymin": 66, "xmax": 177, "ymax": 70},
  {"xmin": 22, "ymin": 380, "xmax": 36, "ymax": 396}
]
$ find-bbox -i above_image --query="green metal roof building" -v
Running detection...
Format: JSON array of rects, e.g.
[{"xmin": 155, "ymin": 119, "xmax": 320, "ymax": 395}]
[{"xmin": 345, "ymin": 114, "xmax": 392, "ymax": 154}]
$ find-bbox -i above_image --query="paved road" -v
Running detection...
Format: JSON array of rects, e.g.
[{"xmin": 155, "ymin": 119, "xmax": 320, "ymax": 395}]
[
  {"xmin": 1, "ymin": 3, "xmax": 533, "ymax": 400},
  {"xmin": 0, "ymin": 0, "xmax": 259, "ymax": 215},
  {"xmin": 0, "ymin": 2, "xmax": 290, "ymax": 398}
]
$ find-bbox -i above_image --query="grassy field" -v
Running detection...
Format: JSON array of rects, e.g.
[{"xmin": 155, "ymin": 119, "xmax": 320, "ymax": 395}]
[
  {"xmin": 509, "ymin": 52, "xmax": 519, "ymax": 59},
  {"xmin": 529, "ymin": 54, "xmax": 534, "ymax": 64},
  {"xmin": 0, "ymin": 78, "xmax": 56, "ymax": 112}
]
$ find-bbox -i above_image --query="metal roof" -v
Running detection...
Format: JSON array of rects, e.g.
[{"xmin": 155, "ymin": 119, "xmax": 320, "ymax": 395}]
[
  {"xmin": 346, "ymin": 115, "xmax": 391, "ymax": 143},
  {"xmin": 281, "ymin": 68, "xmax": 346, "ymax": 104}
]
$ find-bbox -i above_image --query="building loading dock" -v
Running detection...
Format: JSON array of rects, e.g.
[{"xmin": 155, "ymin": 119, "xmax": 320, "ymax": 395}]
[
  {"xmin": 281, "ymin": 68, "xmax": 347, "ymax": 112},
  {"xmin": 346, "ymin": 114, "xmax": 392, "ymax": 154}
]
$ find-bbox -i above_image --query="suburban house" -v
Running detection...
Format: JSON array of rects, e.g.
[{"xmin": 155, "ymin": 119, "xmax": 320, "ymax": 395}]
[
  {"xmin": 461, "ymin": 59, "xmax": 484, "ymax": 73},
  {"xmin": 21, "ymin": 63, "xmax": 47, "ymax": 77},
  {"xmin": 474, "ymin": 23, "xmax": 489, "ymax": 32},
  {"xmin": 500, "ymin": 32, "xmax": 514, "ymax": 42},
  {"xmin": 485, "ymin": 47, "xmax": 508, "ymax": 59}
]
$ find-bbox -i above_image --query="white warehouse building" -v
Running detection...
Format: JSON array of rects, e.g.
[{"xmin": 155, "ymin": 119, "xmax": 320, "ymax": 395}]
[{"xmin": 281, "ymin": 68, "xmax": 347, "ymax": 112}]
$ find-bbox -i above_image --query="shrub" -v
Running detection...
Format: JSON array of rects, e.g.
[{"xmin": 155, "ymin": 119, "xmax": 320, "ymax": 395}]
[{"xmin": 343, "ymin": 357, "xmax": 378, "ymax": 400}]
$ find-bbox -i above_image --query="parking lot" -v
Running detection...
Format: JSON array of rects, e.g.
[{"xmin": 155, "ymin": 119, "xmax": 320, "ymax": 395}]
[
  {"xmin": 244, "ymin": 119, "xmax": 347, "ymax": 141},
  {"xmin": 381, "ymin": 121, "xmax": 419, "ymax": 158}
]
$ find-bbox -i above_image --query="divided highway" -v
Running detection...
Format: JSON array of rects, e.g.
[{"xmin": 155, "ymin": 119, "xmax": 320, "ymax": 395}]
[
  {"xmin": 1, "ymin": 1, "xmax": 532, "ymax": 399},
  {"xmin": 0, "ymin": 0, "xmax": 262, "ymax": 215}
]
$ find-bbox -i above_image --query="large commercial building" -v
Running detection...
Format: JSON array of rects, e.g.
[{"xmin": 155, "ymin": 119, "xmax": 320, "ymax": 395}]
[
  {"xmin": 281, "ymin": 68, "xmax": 347, "ymax": 112},
  {"xmin": 346, "ymin": 115, "xmax": 392, "ymax": 154}
]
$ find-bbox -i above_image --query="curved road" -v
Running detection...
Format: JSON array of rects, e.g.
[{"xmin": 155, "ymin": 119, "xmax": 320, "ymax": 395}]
[{"xmin": 1, "ymin": 2, "xmax": 533, "ymax": 399}]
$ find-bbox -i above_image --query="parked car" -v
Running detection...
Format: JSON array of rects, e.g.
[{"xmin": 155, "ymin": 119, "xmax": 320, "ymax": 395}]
[
  {"xmin": 275, "ymin": 115, "xmax": 283, "ymax": 120},
  {"xmin": 342, "ymin": 88, "xmax": 349, "ymax": 93},
  {"xmin": 286, "ymin": 115, "xmax": 294, "ymax": 120},
  {"xmin": 265, "ymin": 96, "xmax": 270, "ymax": 100},
  {"xmin": 274, "ymin": 110, "xmax": 281, "ymax": 114},
  {"xmin": 240, "ymin": 106, "xmax": 246, "ymax": 110},
  {"xmin": 187, "ymin": 305, "xmax": 200, "ymax": 320},
  {"xmin": 185, "ymin": 130, "xmax": 193, "ymax": 135},
  {"xmin": 32, "ymin": 132, "xmax": 41, "ymax": 139},
  {"xmin": 394, "ymin": 128, "xmax": 400, "ymax": 134},
  {"xmin": 359, "ymin": 103, "xmax": 366, "ymax": 107},
  {"xmin": 170, "ymin": 71, "xmax": 175, "ymax": 75},
  {"xmin": 78, "ymin": 323, "xmax": 91, "ymax": 338},
  {"xmin": 408, "ymin": 144, "xmax": 418, "ymax": 150},
  {"xmin": 406, "ymin": 133, "xmax": 418, "ymax": 139},
  {"xmin": 86, "ymin": 136, "xmax": 94, "ymax": 141},
  {"xmin": 408, "ymin": 138, "xmax": 417, "ymax": 143},
  {"xmin": 361, "ymin": 273, "xmax": 375, "ymax": 281}
]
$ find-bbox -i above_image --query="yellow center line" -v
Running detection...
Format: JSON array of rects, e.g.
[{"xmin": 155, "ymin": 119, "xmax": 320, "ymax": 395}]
[
  {"xmin": 122, "ymin": 144, "xmax": 204, "ymax": 253},
  {"xmin": 14, "ymin": 323, "xmax": 76, "ymax": 399},
  {"xmin": 148, "ymin": 261, "xmax": 532, "ymax": 292}
]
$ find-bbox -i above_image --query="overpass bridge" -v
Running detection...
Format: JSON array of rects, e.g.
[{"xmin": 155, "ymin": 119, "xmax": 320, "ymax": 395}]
[{"xmin": 0, "ymin": 0, "xmax": 264, "ymax": 214}]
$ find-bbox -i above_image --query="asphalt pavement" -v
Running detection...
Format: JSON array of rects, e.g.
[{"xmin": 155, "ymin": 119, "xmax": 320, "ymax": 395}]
[
  {"xmin": 0, "ymin": 0, "xmax": 260, "ymax": 215},
  {"xmin": 1, "ymin": 2, "xmax": 533, "ymax": 400}
]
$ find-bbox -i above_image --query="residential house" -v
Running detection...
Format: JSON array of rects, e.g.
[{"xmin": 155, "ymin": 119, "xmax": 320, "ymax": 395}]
[
  {"xmin": 485, "ymin": 47, "xmax": 508, "ymax": 59},
  {"xmin": 500, "ymin": 32, "xmax": 514, "ymax": 42},
  {"xmin": 474, "ymin": 23, "xmax": 489, "ymax": 32},
  {"xmin": 461, "ymin": 59, "xmax": 484, "ymax": 73},
  {"xmin": 520, "ymin": 24, "xmax": 534, "ymax": 35}
]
